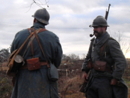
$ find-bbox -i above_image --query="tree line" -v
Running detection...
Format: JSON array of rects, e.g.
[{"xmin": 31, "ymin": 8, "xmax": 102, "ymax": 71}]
[{"xmin": 0, "ymin": 48, "xmax": 82, "ymax": 63}]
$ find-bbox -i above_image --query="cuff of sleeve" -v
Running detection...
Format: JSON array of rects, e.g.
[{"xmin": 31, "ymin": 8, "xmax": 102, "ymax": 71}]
[{"xmin": 112, "ymin": 72, "xmax": 122, "ymax": 80}]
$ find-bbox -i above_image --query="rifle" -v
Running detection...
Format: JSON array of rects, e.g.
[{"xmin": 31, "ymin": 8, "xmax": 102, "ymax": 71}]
[
  {"xmin": 105, "ymin": 4, "xmax": 111, "ymax": 20},
  {"xmin": 79, "ymin": 61, "xmax": 93, "ymax": 93}
]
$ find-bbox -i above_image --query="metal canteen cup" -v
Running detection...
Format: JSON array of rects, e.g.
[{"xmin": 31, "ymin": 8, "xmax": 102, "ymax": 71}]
[{"xmin": 14, "ymin": 55, "xmax": 24, "ymax": 64}]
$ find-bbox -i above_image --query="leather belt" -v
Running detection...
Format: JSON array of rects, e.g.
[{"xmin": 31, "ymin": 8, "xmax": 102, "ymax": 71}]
[{"xmin": 21, "ymin": 62, "xmax": 48, "ymax": 69}]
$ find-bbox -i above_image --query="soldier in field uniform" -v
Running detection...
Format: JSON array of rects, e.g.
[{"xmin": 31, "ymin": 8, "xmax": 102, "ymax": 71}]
[
  {"xmin": 82, "ymin": 16, "xmax": 128, "ymax": 98},
  {"xmin": 10, "ymin": 8, "xmax": 62, "ymax": 98}
]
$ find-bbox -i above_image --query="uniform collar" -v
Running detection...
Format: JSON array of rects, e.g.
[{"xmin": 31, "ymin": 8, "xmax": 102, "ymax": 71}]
[
  {"xmin": 31, "ymin": 22, "xmax": 45, "ymax": 29},
  {"xmin": 95, "ymin": 32, "xmax": 110, "ymax": 47}
]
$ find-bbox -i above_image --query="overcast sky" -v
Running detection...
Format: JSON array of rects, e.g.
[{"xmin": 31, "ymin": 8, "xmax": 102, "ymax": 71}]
[{"xmin": 0, "ymin": 0, "xmax": 130, "ymax": 58}]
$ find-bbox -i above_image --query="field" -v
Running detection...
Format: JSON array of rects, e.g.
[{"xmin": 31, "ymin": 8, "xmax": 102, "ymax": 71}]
[{"xmin": 0, "ymin": 61, "xmax": 130, "ymax": 98}]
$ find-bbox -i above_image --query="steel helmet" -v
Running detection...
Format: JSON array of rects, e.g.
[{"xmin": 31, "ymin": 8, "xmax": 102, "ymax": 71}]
[
  {"xmin": 32, "ymin": 8, "xmax": 50, "ymax": 25},
  {"xmin": 90, "ymin": 15, "xmax": 109, "ymax": 27}
]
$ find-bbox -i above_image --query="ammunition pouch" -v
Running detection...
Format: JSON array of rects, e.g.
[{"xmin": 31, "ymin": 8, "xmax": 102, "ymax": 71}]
[
  {"xmin": 87, "ymin": 60, "xmax": 107, "ymax": 72},
  {"xmin": 93, "ymin": 61, "xmax": 107, "ymax": 72},
  {"xmin": 87, "ymin": 60, "xmax": 112, "ymax": 73},
  {"xmin": 21, "ymin": 58, "xmax": 48, "ymax": 70},
  {"xmin": 26, "ymin": 57, "xmax": 41, "ymax": 70}
]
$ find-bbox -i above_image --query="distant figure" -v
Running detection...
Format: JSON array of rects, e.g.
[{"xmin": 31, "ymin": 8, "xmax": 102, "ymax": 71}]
[
  {"xmin": 81, "ymin": 16, "xmax": 128, "ymax": 98},
  {"xmin": 11, "ymin": 8, "xmax": 63, "ymax": 98}
]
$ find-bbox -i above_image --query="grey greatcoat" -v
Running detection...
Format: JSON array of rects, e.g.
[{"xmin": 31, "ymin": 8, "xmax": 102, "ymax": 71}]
[
  {"xmin": 82, "ymin": 32, "xmax": 128, "ymax": 98},
  {"xmin": 11, "ymin": 22, "xmax": 63, "ymax": 98}
]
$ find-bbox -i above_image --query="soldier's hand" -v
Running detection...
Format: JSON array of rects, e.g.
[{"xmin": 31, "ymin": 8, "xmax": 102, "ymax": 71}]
[
  {"xmin": 82, "ymin": 72, "xmax": 88, "ymax": 81},
  {"xmin": 110, "ymin": 78, "xmax": 118, "ymax": 85}
]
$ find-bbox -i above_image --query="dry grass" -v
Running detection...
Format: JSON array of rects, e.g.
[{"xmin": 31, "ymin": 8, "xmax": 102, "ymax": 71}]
[
  {"xmin": 0, "ymin": 61, "xmax": 130, "ymax": 98},
  {"xmin": 0, "ymin": 72, "xmax": 12, "ymax": 98},
  {"xmin": 58, "ymin": 75, "xmax": 85, "ymax": 98},
  {"xmin": 0, "ymin": 62, "xmax": 8, "ymax": 72}
]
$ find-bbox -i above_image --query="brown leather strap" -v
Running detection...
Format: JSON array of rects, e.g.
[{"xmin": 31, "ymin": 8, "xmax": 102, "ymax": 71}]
[
  {"xmin": 35, "ymin": 33, "xmax": 47, "ymax": 62},
  {"xmin": 21, "ymin": 62, "xmax": 48, "ymax": 69},
  {"xmin": 31, "ymin": 28, "xmax": 50, "ymax": 68},
  {"xmin": 29, "ymin": 28, "xmax": 46, "ymax": 34},
  {"xmin": 30, "ymin": 42, "xmax": 34, "ymax": 57},
  {"xmin": 11, "ymin": 29, "xmax": 37, "ymax": 61},
  {"xmin": 22, "ymin": 28, "xmax": 46, "ymax": 57}
]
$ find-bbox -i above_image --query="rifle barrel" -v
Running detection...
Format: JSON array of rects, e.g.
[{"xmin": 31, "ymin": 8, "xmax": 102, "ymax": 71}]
[{"xmin": 105, "ymin": 4, "xmax": 111, "ymax": 20}]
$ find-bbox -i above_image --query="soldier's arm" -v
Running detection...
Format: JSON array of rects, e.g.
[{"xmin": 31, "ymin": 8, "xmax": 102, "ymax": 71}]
[
  {"xmin": 108, "ymin": 39, "xmax": 127, "ymax": 80},
  {"xmin": 53, "ymin": 37, "xmax": 63, "ymax": 68},
  {"xmin": 81, "ymin": 51, "xmax": 92, "ymax": 81},
  {"xmin": 10, "ymin": 31, "xmax": 25, "ymax": 53},
  {"xmin": 10, "ymin": 33, "xmax": 18, "ymax": 53}
]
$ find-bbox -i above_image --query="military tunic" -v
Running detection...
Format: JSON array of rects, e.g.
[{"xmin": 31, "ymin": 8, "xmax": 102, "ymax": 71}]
[
  {"xmin": 11, "ymin": 22, "xmax": 63, "ymax": 98},
  {"xmin": 82, "ymin": 32, "xmax": 128, "ymax": 98}
]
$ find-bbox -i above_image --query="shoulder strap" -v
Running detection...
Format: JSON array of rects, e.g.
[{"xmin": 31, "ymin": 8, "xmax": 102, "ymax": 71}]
[
  {"xmin": 100, "ymin": 37, "xmax": 115, "ymax": 51},
  {"xmin": 22, "ymin": 28, "xmax": 46, "ymax": 57},
  {"xmin": 99, "ymin": 37, "xmax": 115, "ymax": 58},
  {"xmin": 13, "ymin": 29, "xmax": 37, "ymax": 56},
  {"xmin": 34, "ymin": 33, "xmax": 47, "ymax": 61}
]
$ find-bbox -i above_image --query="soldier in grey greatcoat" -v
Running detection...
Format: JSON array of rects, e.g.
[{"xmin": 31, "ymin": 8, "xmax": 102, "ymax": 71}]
[
  {"xmin": 82, "ymin": 16, "xmax": 128, "ymax": 98},
  {"xmin": 10, "ymin": 8, "xmax": 62, "ymax": 98}
]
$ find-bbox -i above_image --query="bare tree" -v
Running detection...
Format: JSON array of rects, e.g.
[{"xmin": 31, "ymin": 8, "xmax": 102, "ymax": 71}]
[
  {"xmin": 0, "ymin": 48, "xmax": 10, "ymax": 63},
  {"xmin": 30, "ymin": 0, "xmax": 49, "ymax": 8},
  {"xmin": 69, "ymin": 54, "xmax": 80, "ymax": 61},
  {"xmin": 112, "ymin": 31, "xmax": 130, "ymax": 57}
]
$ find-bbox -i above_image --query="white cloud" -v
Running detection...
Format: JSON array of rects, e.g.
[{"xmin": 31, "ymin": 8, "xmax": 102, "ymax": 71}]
[
  {"xmin": 0, "ymin": 0, "xmax": 130, "ymax": 58},
  {"xmin": 110, "ymin": 5, "xmax": 130, "ymax": 20},
  {"xmin": 14, "ymin": 0, "xmax": 28, "ymax": 4}
]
